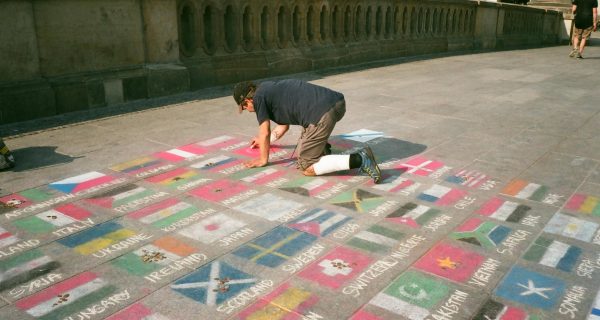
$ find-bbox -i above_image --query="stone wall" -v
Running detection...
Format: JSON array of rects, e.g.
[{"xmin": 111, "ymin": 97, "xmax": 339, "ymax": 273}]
[{"xmin": 0, "ymin": 0, "xmax": 563, "ymax": 125}]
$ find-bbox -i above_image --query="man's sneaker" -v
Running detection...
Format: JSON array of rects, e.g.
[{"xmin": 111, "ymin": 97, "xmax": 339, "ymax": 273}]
[
  {"xmin": 577, "ymin": 53, "xmax": 584, "ymax": 59},
  {"xmin": 358, "ymin": 146, "xmax": 381, "ymax": 184},
  {"xmin": 569, "ymin": 48, "xmax": 578, "ymax": 57}
]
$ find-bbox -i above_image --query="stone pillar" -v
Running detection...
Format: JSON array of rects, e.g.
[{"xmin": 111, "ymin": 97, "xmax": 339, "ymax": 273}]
[{"xmin": 474, "ymin": 2, "xmax": 500, "ymax": 49}]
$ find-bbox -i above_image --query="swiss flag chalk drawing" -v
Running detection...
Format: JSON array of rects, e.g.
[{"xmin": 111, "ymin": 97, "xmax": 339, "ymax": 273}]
[{"xmin": 298, "ymin": 246, "xmax": 372, "ymax": 289}]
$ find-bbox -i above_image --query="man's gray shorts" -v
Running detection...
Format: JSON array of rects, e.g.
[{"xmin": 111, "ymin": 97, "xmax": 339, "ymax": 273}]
[{"xmin": 296, "ymin": 100, "xmax": 346, "ymax": 170}]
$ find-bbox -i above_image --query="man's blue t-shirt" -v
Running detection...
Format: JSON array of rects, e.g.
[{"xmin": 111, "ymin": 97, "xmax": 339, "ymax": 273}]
[{"xmin": 253, "ymin": 79, "xmax": 344, "ymax": 127}]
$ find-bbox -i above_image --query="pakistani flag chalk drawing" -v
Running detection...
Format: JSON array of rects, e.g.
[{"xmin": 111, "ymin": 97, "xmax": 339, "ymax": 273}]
[{"xmin": 368, "ymin": 270, "xmax": 450, "ymax": 320}]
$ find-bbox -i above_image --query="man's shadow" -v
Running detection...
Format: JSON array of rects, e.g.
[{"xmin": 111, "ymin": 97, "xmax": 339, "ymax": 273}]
[{"xmin": 4, "ymin": 146, "xmax": 83, "ymax": 172}]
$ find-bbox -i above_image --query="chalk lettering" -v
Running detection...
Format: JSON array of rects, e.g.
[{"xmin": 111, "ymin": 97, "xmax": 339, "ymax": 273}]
[
  {"xmin": 369, "ymin": 200, "xmax": 400, "ymax": 217},
  {"xmin": 65, "ymin": 289, "xmax": 130, "ymax": 320},
  {"xmin": 161, "ymin": 208, "xmax": 217, "ymax": 232},
  {"xmin": 399, "ymin": 182, "xmax": 421, "ymax": 196},
  {"xmin": 430, "ymin": 166, "xmax": 452, "ymax": 180},
  {"xmin": 176, "ymin": 178, "xmax": 212, "ymax": 191},
  {"xmin": 333, "ymin": 223, "xmax": 361, "ymax": 239},
  {"xmin": 53, "ymin": 218, "xmax": 95, "ymax": 236},
  {"xmin": 424, "ymin": 214, "xmax": 452, "ymax": 232},
  {"xmin": 559, "ymin": 285, "xmax": 587, "ymax": 319},
  {"xmin": 4, "ymin": 194, "xmax": 77, "ymax": 219},
  {"xmin": 135, "ymin": 164, "xmax": 177, "ymax": 178},
  {"xmin": 454, "ymin": 196, "xmax": 476, "ymax": 210},
  {"xmin": 315, "ymin": 183, "xmax": 348, "ymax": 199},
  {"xmin": 277, "ymin": 208, "xmax": 308, "ymax": 223},
  {"xmin": 343, "ymin": 257, "xmax": 399, "ymax": 297},
  {"xmin": 114, "ymin": 192, "xmax": 170, "ymax": 213},
  {"xmin": 282, "ymin": 244, "xmax": 326, "ymax": 274},
  {"xmin": 265, "ymin": 177, "xmax": 289, "ymax": 188},
  {"xmin": 430, "ymin": 290, "xmax": 469, "ymax": 320},
  {"xmin": 8, "ymin": 273, "xmax": 63, "ymax": 298},
  {"xmin": 468, "ymin": 258, "xmax": 501, "ymax": 287},
  {"xmin": 92, "ymin": 234, "xmax": 153, "ymax": 258},
  {"xmin": 520, "ymin": 215, "xmax": 540, "ymax": 227},
  {"xmin": 0, "ymin": 239, "xmax": 41, "ymax": 257},
  {"xmin": 496, "ymin": 229, "xmax": 531, "ymax": 255},
  {"xmin": 221, "ymin": 190, "xmax": 259, "ymax": 206},
  {"xmin": 144, "ymin": 253, "xmax": 208, "ymax": 283},
  {"xmin": 219, "ymin": 228, "xmax": 254, "ymax": 247},
  {"xmin": 216, "ymin": 280, "xmax": 274, "ymax": 314},
  {"xmin": 389, "ymin": 235, "xmax": 427, "ymax": 260}
]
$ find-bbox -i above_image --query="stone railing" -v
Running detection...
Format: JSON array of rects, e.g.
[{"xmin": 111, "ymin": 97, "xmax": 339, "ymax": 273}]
[{"xmin": 0, "ymin": 0, "xmax": 563, "ymax": 125}]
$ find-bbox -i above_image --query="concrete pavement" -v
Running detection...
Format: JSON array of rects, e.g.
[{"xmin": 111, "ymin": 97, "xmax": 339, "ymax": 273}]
[{"xmin": 1, "ymin": 38, "xmax": 600, "ymax": 319}]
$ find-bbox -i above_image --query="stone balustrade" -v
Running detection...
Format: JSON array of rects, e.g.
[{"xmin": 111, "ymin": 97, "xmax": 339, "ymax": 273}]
[{"xmin": 0, "ymin": 0, "xmax": 563, "ymax": 125}]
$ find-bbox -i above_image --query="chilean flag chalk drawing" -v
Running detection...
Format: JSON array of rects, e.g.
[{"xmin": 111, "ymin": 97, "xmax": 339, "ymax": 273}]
[{"xmin": 49, "ymin": 172, "xmax": 115, "ymax": 194}]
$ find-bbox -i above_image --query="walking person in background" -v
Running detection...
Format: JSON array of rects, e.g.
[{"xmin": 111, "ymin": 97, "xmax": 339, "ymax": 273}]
[
  {"xmin": 0, "ymin": 138, "xmax": 15, "ymax": 170},
  {"xmin": 570, "ymin": 0, "xmax": 597, "ymax": 59},
  {"xmin": 233, "ymin": 79, "xmax": 381, "ymax": 183}
]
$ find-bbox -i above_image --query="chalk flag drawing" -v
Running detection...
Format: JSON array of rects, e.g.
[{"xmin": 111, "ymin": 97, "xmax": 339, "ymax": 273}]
[
  {"xmin": 112, "ymin": 236, "xmax": 198, "ymax": 277},
  {"xmin": 543, "ymin": 212, "xmax": 599, "ymax": 243},
  {"xmin": 368, "ymin": 270, "xmax": 450, "ymax": 320},
  {"xmin": 171, "ymin": 261, "xmax": 257, "ymax": 305},
  {"xmin": 386, "ymin": 202, "xmax": 440, "ymax": 229},
  {"xmin": 105, "ymin": 302, "xmax": 171, "ymax": 320},
  {"xmin": 153, "ymin": 144, "xmax": 207, "ymax": 162},
  {"xmin": 450, "ymin": 218, "xmax": 511, "ymax": 249},
  {"xmin": 13, "ymin": 204, "xmax": 92, "ymax": 234},
  {"xmin": 15, "ymin": 272, "xmax": 118, "ymax": 320},
  {"xmin": 298, "ymin": 246, "xmax": 372, "ymax": 289},
  {"xmin": 494, "ymin": 266, "xmax": 565, "ymax": 310},
  {"xmin": 238, "ymin": 282, "xmax": 318, "ymax": 320},
  {"xmin": 57, "ymin": 221, "xmax": 136, "ymax": 255},
  {"xmin": 0, "ymin": 249, "xmax": 60, "ymax": 291},
  {"xmin": 0, "ymin": 189, "xmax": 54, "ymax": 214},
  {"xmin": 49, "ymin": 172, "xmax": 115, "ymax": 194},
  {"xmin": 565, "ymin": 193, "xmax": 600, "ymax": 216},
  {"xmin": 234, "ymin": 193, "xmax": 304, "ymax": 221},
  {"xmin": 476, "ymin": 197, "xmax": 530, "ymax": 223},
  {"xmin": 522, "ymin": 236, "xmax": 582, "ymax": 272},
  {"xmin": 413, "ymin": 243, "xmax": 485, "ymax": 283},
  {"xmin": 232, "ymin": 226, "xmax": 317, "ymax": 267},
  {"xmin": 288, "ymin": 208, "xmax": 352, "ymax": 237}
]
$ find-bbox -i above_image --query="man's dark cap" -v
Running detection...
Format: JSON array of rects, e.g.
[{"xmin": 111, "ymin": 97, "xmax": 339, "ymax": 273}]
[{"xmin": 233, "ymin": 81, "xmax": 255, "ymax": 112}]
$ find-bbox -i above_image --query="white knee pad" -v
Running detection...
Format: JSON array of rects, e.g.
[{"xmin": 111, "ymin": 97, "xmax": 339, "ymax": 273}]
[{"xmin": 312, "ymin": 155, "xmax": 350, "ymax": 175}]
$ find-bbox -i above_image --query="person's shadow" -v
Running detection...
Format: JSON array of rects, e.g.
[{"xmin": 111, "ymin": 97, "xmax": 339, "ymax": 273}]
[{"xmin": 5, "ymin": 146, "xmax": 83, "ymax": 172}]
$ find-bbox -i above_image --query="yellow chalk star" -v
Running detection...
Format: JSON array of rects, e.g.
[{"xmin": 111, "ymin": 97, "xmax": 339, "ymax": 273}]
[{"xmin": 437, "ymin": 256, "xmax": 458, "ymax": 270}]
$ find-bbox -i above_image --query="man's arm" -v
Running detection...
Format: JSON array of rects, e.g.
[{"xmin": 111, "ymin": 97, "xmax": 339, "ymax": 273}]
[
  {"xmin": 572, "ymin": 4, "xmax": 577, "ymax": 14},
  {"xmin": 244, "ymin": 120, "xmax": 271, "ymax": 168},
  {"xmin": 271, "ymin": 124, "xmax": 289, "ymax": 142},
  {"xmin": 594, "ymin": 7, "xmax": 598, "ymax": 30}
]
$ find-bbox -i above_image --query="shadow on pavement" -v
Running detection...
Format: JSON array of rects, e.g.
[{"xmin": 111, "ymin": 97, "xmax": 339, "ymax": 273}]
[{"xmin": 7, "ymin": 146, "xmax": 83, "ymax": 172}]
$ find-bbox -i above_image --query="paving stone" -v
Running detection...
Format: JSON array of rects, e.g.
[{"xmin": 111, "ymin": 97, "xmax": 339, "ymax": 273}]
[{"xmin": 3, "ymin": 42, "xmax": 600, "ymax": 319}]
